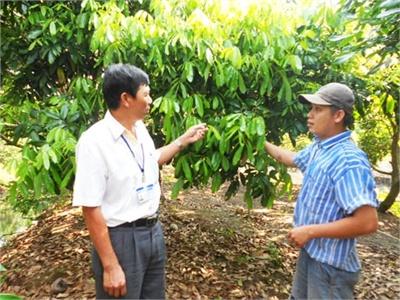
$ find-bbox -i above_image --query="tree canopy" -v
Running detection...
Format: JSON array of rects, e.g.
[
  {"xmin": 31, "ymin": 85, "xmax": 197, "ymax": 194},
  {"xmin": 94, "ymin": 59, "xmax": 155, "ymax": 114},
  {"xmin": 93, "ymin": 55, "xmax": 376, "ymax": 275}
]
[{"xmin": 0, "ymin": 0, "xmax": 398, "ymax": 214}]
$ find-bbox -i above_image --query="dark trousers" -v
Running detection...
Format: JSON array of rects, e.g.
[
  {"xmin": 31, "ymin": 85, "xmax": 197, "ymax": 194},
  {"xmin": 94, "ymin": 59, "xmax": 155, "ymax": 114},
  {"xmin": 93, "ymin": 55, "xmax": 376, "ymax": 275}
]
[{"xmin": 92, "ymin": 221, "xmax": 166, "ymax": 299}]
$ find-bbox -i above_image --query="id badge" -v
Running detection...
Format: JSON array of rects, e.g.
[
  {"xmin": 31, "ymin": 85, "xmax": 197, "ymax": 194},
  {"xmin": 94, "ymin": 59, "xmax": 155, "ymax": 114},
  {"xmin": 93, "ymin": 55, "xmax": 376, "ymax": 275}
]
[{"xmin": 136, "ymin": 184, "xmax": 156, "ymax": 204}]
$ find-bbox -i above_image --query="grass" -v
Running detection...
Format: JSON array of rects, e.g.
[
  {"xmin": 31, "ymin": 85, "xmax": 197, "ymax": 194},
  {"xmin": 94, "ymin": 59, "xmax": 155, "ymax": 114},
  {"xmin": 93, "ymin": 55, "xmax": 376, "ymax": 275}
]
[{"xmin": 388, "ymin": 201, "xmax": 400, "ymax": 218}]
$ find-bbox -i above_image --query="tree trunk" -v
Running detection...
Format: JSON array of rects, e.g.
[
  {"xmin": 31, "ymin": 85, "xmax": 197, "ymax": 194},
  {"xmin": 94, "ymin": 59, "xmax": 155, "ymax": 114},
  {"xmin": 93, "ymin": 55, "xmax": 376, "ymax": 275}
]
[{"xmin": 378, "ymin": 127, "xmax": 400, "ymax": 213}]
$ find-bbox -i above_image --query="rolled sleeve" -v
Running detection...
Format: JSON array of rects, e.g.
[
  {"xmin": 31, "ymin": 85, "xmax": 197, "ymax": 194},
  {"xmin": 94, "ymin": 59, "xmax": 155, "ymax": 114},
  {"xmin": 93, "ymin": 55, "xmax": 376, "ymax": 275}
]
[{"xmin": 334, "ymin": 167, "xmax": 379, "ymax": 215}]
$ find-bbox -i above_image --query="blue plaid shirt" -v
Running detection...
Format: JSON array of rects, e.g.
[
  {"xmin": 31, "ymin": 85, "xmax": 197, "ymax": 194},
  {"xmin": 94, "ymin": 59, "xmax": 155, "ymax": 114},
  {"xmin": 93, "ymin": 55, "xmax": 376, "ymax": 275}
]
[{"xmin": 293, "ymin": 130, "xmax": 378, "ymax": 272}]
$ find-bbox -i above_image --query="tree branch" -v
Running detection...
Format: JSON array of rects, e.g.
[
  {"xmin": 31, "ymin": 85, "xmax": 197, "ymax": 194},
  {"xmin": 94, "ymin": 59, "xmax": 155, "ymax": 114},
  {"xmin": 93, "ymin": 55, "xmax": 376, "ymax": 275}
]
[
  {"xmin": 372, "ymin": 164, "xmax": 392, "ymax": 176},
  {"xmin": 0, "ymin": 134, "xmax": 22, "ymax": 148}
]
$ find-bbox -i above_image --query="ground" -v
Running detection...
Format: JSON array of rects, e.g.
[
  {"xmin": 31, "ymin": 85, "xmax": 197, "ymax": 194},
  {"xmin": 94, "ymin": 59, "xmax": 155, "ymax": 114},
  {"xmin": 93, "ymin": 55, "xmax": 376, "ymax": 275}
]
[{"xmin": 0, "ymin": 170, "xmax": 399, "ymax": 299}]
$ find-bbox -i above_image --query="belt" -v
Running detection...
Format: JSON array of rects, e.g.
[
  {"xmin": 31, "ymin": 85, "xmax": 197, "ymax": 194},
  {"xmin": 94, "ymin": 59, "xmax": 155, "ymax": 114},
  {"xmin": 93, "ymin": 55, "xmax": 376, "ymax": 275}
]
[{"xmin": 113, "ymin": 216, "xmax": 158, "ymax": 228}]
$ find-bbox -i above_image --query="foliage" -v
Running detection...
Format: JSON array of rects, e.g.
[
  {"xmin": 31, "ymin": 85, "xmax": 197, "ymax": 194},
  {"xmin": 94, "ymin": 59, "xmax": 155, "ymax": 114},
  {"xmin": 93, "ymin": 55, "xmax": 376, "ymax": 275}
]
[
  {"xmin": 0, "ymin": 294, "xmax": 22, "ymax": 300},
  {"xmin": 388, "ymin": 201, "xmax": 400, "ymax": 218},
  {"xmin": 343, "ymin": 0, "xmax": 400, "ymax": 212},
  {"xmin": 356, "ymin": 64, "xmax": 399, "ymax": 165},
  {"xmin": 0, "ymin": 1, "xmax": 103, "ymax": 213},
  {"xmin": 0, "ymin": 0, "xmax": 377, "ymax": 213},
  {"xmin": 342, "ymin": 0, "xmax": 399, "ymax": 72}
]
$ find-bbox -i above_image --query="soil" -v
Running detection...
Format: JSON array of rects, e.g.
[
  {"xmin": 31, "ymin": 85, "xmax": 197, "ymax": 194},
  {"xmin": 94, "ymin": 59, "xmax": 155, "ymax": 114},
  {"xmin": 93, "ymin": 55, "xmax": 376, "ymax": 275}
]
[{"xmin": 0, "ymin": 169, "xmax": 399, "ymax": 299}]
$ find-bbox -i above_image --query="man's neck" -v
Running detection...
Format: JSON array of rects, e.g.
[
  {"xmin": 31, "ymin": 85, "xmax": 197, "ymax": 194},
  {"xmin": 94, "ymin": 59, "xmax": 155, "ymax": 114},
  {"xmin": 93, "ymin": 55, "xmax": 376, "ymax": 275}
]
[
  {"xmin": 318, "ymin": 128, "xmax": 347, "ymax": 141},
  {"xmin": 109, "ymin": 109, "xmax": 138, "ymax": 133}
]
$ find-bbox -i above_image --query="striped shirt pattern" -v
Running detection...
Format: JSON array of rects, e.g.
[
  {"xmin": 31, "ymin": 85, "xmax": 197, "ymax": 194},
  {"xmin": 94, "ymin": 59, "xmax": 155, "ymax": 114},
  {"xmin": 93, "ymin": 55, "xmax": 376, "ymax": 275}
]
[{"xmin": 293, "ymin": 130, "xmax": 378, "ymax": 272}]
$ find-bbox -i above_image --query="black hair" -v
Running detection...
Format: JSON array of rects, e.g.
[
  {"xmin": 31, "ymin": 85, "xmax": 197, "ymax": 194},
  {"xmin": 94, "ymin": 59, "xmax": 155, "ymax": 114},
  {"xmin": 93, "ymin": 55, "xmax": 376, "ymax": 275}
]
[
  {"xmin": 330, "ymin": 106, "xmax": 354, "ymax": 129},
  {"xmin": 102, "ymin": 64, "xmax": 150, "ymax": 110}
]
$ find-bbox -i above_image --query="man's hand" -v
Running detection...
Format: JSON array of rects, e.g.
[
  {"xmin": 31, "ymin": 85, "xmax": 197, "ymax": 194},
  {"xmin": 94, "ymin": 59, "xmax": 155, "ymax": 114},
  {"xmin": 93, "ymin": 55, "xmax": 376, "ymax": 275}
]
[
  {"xmin": 157, "ymin": 123, "xmax": 208, "ymax": 165},
  {"xmin": 288, "ymin": 206, "xmax": 378, "ymax": 248},
  {"xmin": 103, "ymin": 264, "xmax": 127, "ymax": 297},
  {"xmin": 180, "ymin": 123, "xmax": 208, "ymax": 146},
  {"xmin": 288, "ymin": 226, "xmax": 312, "ymax": 248}
]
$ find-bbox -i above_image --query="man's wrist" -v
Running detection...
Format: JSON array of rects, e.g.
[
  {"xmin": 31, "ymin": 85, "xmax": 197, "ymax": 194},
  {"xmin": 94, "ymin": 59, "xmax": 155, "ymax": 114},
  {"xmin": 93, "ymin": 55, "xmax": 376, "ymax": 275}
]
[{"xmin": 174, "ymin": 138, "xmax": 185, "ymax": 150}]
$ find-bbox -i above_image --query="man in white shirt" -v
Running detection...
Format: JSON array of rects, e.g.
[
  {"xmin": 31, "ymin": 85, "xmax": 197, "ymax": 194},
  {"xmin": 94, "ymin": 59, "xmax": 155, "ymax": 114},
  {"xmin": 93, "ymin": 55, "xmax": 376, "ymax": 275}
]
[{"xmin": 73, "ymin": 63, "xmax": 207, "ymax": 299}]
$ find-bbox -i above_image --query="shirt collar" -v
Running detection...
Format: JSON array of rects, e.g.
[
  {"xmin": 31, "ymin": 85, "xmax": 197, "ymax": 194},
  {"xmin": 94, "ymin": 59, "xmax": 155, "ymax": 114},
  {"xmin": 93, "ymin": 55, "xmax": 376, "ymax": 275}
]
[
  {"xmin": 104, "ymin": 111, "xmax": 126, "ymax": 141},
  {"xmin": 314, "ymin": 130, "xmax": 352, "ymax": 149}
]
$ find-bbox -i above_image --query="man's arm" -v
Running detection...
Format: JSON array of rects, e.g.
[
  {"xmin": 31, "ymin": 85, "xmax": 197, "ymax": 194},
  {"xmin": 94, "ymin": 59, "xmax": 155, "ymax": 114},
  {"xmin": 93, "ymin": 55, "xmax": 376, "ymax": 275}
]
[
  {"xmin": 288, "ymin": 205, "xmax": 378, "ymax": 247},
  {"xmin": 82, "ymin": 207, "xmax": 126, "ymax": 298},
  {"xmin": 157, "ymin": 123, "xmax": 207, "ymax": 165},
  {"xmin": 264, "ymin": 141, "xmax": 297, "ymax": 167}
]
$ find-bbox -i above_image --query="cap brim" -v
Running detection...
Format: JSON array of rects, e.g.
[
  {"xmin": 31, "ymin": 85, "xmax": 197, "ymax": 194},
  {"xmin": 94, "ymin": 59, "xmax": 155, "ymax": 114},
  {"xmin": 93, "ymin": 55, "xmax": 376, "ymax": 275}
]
[{"xmin": 299, "ymin": 94, "xmax": 331, "ymax": 106}]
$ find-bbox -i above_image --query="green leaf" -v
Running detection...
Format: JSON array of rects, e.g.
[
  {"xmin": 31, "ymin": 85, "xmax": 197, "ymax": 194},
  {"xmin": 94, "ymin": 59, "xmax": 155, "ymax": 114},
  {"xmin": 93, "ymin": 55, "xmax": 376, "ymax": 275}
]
[
  {"xmin": 231, "ymin": 47, "xmax": 242, "ymax": 68},
  {"xmin": 211, "ymin": 173, "xmax": 222, "ymax": 193},
  {"xmin": 212, "ymin": 97, "xmax": 219, "ymax": 109},
  {"xmin": 245, "ymin": 189, "xmax": 253, "ymax": 209},
  {"xmin": 61, "ymin": 168, "xmax": 74, "ymax": 189},
  {"xmin": 385, "ymin": 97, "xmax": 395, "ymax": 113},
  {"xmin": 48, "ymin": 148, "xmax": 58, "ymax": 163},
  {"xmin": 219, "ymin": 136, "xmax": 228, "ymax": 154},
  {"xmin": 287, "ymin": 55, "xmax": 302, "ymax": 72},
  {"xmin": 232, "ymin": 146, "xmax": 243, "ymax": 165},
  {"xmin": 334, "ymin": 53, "xmax": 355, "ymax": 64},
  {"xmin": 380, "ymin": 0, "xmax": 400, "ymax": 9},
  {"xmin": 205, "ymin": 48, "xmax": 214, "ymax": 64},
  {"xmin": 81, "ymin": 79, "xmax": 89, "ymax": 93},
  {"xmin": 377, "ymin": 8, "xmax": 400, "ymax": 18},
  {"xmin": 218, "ymin": 154, "xmax": 228, "ymax": 171},
  {"xmin": 181, "ymin": 157, "xmax": 192, "ymax": 182},
  {"xmin": 106, "ymin": 27, "xmax": 115, "ymax": 43},
  {"xmin": 185, "ymin": 62, "xmax": 194, "ymax": 82},
  {"xmin": 42, "ymin": 150, "xmax": 50, "ymax": 170},
  {"xmin": 255, "ymin": 117, "xmax": 265, "ymax": 136},
  {"xmin": 171, "ymin": 178, "xmax": 184, "ymax": 199},
  {"xmin": 211, "ymin": 152, "xmax": 221, "ymax": 171},
  {"xmin": 238, "ymin": 74, "xmax": 246, "ymax": 93},
  {"xmin": 48, "ymin": 51, "xmax": 56, "ymax": 64},
  {"xmin": 49, "ymin": 21, "xmax": 56, "ymax": 35},
  {"xmin": 33, "ymin": 173, "xmax": 42, "ymax": 198},
  {"xmin": 208, "ymin": 125, "xmax": 221, "ymax": 140},
  {"xmin": 194, "ymin": 95, "xmax": 204, "ymax": 117},
  {"xmin": 27, "ymin": 30, "xmax": 42, "ymax": 40}
]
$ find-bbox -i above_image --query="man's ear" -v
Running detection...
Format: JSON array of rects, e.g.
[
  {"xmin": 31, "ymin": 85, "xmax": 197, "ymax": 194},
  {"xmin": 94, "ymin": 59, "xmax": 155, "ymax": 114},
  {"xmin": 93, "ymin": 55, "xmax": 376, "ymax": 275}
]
[
  {"xmin": 333, "ymin": 109, "xmax": 345, "ymax": 124},
  {"xmin": 120, "ymin": 92, "xmax": 131, "ymax": 108}
]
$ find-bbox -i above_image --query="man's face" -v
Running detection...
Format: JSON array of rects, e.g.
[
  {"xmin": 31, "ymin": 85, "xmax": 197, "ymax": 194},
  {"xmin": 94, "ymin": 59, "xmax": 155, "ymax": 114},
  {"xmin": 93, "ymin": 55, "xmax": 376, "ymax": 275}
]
[
  {"xmin": 129, "ymin": 84, "xmax": 152, "ymax": 120},
  {"xmin": 306, "ymin": 104, "xmax": 339, "ymax": 140}
]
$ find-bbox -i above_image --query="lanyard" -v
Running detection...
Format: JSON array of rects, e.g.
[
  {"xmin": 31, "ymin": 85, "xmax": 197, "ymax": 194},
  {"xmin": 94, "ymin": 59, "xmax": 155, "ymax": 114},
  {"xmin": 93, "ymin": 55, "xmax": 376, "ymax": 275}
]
[{"xmin": 121, "ymin": 135, "xmax": 146, "ymax": 183}]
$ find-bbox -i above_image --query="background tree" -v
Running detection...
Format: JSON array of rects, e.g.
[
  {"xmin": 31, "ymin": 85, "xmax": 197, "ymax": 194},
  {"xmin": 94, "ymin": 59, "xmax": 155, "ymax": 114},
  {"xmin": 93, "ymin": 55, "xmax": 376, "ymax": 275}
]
[
  {"xmin": 341, "ymin": 0, "xmax": 400, "ymax": 212},
  {"xmin": 356, "ymin": 64, "xmax": 399, "ymax": 212},
  {"xmin": 1, "ymin": 0, "xmax": 394, "ymax": 214}
]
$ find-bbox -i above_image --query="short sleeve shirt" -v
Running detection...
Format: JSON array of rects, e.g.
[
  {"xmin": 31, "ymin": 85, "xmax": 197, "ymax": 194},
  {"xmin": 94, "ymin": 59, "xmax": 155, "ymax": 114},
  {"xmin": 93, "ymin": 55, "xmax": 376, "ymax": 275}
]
[
  {"xmin": 293, "ymin": 130, "xmax": 378, "ymax": 272},
  {"xmin": 72, "ymin": 111, "xmax": 161, "ymax": 227}
]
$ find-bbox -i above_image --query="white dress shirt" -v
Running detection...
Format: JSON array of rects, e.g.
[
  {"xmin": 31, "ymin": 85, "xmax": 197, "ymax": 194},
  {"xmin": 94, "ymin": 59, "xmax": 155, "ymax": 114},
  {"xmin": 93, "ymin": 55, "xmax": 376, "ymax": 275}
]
[{"xmin": 72, "ymin": 111, "xmax": 161, "ymax": 227}]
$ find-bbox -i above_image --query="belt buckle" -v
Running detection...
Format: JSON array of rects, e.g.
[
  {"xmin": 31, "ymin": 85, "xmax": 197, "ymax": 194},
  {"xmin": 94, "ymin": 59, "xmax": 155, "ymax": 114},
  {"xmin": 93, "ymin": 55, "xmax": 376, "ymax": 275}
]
[{"xmin": 146, "ymin": 217, "xmax": 157, "ymax": 227}]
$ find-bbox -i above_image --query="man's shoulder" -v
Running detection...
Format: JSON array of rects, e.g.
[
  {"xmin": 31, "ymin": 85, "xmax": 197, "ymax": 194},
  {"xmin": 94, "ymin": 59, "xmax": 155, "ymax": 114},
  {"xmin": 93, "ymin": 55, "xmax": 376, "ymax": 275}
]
[
  {"xmin": 78, "ymin": 119, "xmax": 109, "ymax": 144},
  {"xmin": 326, "ymin": 141, "xmax": 371, "ymax": 180},
  {"xmin": 333, "ymin": 140, "xmax": 367, "ymax": 162}
]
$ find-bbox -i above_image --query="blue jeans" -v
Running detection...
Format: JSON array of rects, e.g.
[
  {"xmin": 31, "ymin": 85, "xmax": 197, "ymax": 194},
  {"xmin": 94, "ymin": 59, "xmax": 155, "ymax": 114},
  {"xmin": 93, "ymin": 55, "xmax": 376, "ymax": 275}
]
[
  {"xmin": 92, "ymin": 221, "xmax": 166, "ymax": 299},
  {"xmin": 290, "ymin": 249, "xmax": 360, "ymax": 300}
]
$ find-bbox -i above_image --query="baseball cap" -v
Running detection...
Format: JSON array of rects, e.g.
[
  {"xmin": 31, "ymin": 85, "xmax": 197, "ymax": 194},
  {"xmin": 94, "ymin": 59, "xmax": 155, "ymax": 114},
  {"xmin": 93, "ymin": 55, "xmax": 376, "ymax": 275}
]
[{"xmin": 299, "ymin": 82, "xmax": 355, "ymax": 113}]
